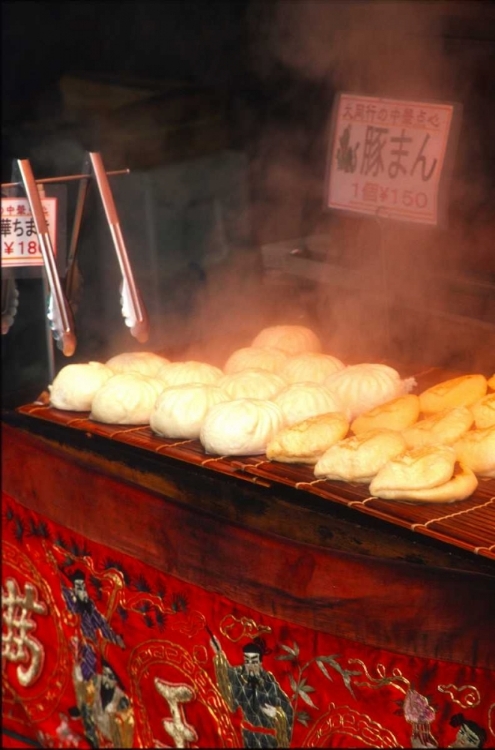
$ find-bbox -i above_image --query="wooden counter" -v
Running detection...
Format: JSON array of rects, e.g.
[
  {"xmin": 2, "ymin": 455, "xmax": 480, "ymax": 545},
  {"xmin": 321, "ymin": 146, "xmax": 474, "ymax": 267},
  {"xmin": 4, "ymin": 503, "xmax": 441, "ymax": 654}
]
[{"xmin": 2, "ymin": 404, "xmax": 494, "ymax": 749}]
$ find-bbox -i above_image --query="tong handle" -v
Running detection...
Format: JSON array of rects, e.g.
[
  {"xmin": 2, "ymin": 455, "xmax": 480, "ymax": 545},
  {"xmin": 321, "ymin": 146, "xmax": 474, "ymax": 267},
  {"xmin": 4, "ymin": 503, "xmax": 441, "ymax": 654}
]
[
  {"xmin": 17, "ymin": 159, "xmax": 76, "ymax": 356},
  {"xmin": 89, "ymin": 152, "xmax": 149, "ymax": 343}
]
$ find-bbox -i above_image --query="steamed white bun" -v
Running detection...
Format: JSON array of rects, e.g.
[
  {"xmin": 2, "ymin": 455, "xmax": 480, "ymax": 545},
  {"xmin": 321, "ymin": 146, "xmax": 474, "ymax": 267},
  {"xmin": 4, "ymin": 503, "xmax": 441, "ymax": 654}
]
[
  {"xmin": 90, "ymin": 373, "xmax": 164, "ymax": 424},
  {"xmin": 281, "ymin": 352, "xmax": 345, "ymax": 384},
  {"xmin": 219, "ymin": 369, "xmax": 287, "ymax": 400},
  {"xmin": 150, "ymin": 384, "xmax": 229, "ymax": 439},
  {"xmin": 251, "ymin": 325, "xmax": 322, "ymax": 355},
  {"xmin": 49, "ymin": 362, "xmax": 114, "ymax": 411},
  {"xmin": 157, "ymin": 360, "xmax": 223, "ymax": 387},
  {"xmin": 274, "ymin": 382, "xmax": 348, "ymax": 426},
  {"xmin": 223, "ymin": 346, "xmax": 289, "ymax": 375},
  {"xmin": 325, "ymin": 363, "xmax": 416, "ymax": 420},
  {"xmin": 105, "ymin": 351, "xmax": 170, "ymax": 377},
  {"xmin": 200, "ymin": 398, "xmax": 285, "ymax": 455}
]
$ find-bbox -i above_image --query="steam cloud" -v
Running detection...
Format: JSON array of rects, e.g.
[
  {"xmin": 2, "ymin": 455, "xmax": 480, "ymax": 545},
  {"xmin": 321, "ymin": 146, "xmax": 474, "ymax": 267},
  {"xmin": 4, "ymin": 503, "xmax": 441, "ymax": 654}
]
[
  {"xmin": 236, "ymin": 0, "xmax": 495, "ymax": 372},
  {"xmin": 28, "ymin": 1, "xmax": 494, "ymax": 375}
]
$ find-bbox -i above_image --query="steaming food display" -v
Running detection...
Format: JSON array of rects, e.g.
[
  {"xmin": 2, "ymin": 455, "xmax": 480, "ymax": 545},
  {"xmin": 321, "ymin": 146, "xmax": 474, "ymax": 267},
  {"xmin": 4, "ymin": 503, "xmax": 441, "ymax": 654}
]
[
  {"xmin": 45, "ymin": 324, "xmax": 494, "ymax": 504},
  {"xmin": 5, "ymin": 7, "xmax": 495, "ymax": 748}
]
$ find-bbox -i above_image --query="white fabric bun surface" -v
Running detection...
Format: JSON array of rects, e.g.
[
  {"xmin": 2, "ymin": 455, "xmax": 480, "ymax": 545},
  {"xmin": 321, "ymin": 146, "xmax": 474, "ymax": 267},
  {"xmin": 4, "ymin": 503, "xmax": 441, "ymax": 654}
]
[
  {"xmin": 49, "ymin": 362, "xmax": 114, "ymax": 411},
  {"xmin": 105, "ymin": 351, "xmax": 170, "ymax": 377},
  {"xmin": 370, "ymin": 462, "xmax": 478, "ymax": 503},
  {"xmin": 223, "ymin": 347, "xmax": 288, "ymax": 375},
  {"xmin": 90, "ymin": 373, "xmax": 164, "ymax": 425},
  {"xmin": 200, "ymin": 398, "xmax": 285, "ymax": 456},
  {"xmin": 325, "ymin": 363, "xmax": 416, "ymax": 420},
  {"xmin": 403, "ymin": 406, "xmax": 474, "ymax": 449},
  {"xmin": 453, "ymin": 425, "xmax": 495, "ymax": 477},
  {"xmin": 369, "ymin": 445, "xmax": 457, "ymax": 493},
  {"xmin": 351, "ymin": 394, "xmax": 420, "ymax": 435},
  {"xmin": 157, "ymin": 360, "xmax": 223, "ymax": 387},
  {"xmin": 419, "ymin": 374, "xmax": 487, "ymax": 415},
  {"xmin": 280, "ymin": 352, "xmax": 345, "ymax": 384},
  {"xmin": 251, "ymin": 325, "xmax": 322, "ymax": 355},
  {"xmin": 470, "ymin": 393, "xmax": 495, "ymax": 429},
  {"xmin": 266, "ymin": 412, "xmax": 349, "ymax": 465},
  {"xmin": 150, "ymin": 384, "xmax": 229, "ymax": 439},
  {"xmin": 219, "ymin": 369, "xmax": 287, "ymax": 400},
  {"xmin": 274, "ymin": 382, "xmax": 348, "ymax": 426},
  {"xmin": 314, "ymin": 429, "xmax": 407, "ymax": 482}
]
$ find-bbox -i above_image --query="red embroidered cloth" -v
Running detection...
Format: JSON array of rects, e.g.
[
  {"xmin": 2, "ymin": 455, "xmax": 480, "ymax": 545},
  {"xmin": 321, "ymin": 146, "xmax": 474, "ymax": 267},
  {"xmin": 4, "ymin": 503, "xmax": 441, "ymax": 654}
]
[{"xmin": 2, "ymin": 492, "xmax": 494, "ymax": 748}]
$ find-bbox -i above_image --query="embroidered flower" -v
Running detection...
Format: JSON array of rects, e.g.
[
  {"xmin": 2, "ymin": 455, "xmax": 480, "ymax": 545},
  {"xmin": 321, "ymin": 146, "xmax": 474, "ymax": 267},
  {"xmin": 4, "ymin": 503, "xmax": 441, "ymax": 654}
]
[{"xmin": 404, "ymin": 688, "xmax": 436, "ymax": 724}]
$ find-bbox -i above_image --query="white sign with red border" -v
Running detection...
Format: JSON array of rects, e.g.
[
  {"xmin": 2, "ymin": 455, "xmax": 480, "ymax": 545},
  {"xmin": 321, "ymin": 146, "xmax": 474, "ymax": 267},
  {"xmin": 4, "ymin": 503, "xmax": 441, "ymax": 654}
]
[
  {"xmin": 1, "ymin": 197, "xmax": 58, "ymax": 267},
  {"xmin": 326, "ymin": 93, "xmax": 456, "ymax": 225}
]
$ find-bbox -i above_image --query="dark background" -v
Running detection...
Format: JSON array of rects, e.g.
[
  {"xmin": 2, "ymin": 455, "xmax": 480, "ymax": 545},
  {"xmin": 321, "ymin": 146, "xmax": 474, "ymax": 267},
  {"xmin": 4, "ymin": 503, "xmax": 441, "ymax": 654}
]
[
  {"xmin": 2, "ymin": 0, "xmax": 495, "ymax": 400},
  {"xmin": 5, "ymin": 1, "xmax": 494, "ymax": 223}
]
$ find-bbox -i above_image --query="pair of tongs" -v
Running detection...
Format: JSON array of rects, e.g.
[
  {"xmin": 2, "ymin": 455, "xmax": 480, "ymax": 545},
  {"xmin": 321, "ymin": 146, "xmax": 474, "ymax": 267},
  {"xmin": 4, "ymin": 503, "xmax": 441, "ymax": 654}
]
[
  {"xmin": 14, "ymin": 153, "xmax": 149, "ymax": 356},
  {"xmin": 87, "ymin": 152, "xmax": 149, "ymax": 344},
  {"xmin": 16, "ymin": 159, "xmax": 77, "ymax": 356}
]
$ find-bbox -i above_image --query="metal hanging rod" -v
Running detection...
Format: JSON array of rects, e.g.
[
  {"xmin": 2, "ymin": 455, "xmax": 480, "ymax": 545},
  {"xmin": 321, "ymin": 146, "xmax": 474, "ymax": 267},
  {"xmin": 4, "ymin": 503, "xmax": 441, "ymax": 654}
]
[{"xmin": 1, "ymin": 169, "xmax": 129, "ymax": 189}]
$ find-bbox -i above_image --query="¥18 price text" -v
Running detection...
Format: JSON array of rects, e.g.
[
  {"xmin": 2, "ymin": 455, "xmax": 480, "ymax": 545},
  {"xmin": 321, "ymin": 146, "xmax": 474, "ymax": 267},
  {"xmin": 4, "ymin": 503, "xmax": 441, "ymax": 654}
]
[{"xmin": 3, "ymin": 239, "xmax": 42, "ymax": 257}]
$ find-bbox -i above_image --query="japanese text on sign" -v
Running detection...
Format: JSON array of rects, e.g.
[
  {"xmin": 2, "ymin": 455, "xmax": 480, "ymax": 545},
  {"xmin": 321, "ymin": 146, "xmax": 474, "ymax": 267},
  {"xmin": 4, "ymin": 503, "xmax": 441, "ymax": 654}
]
[
  {"xmin": 326, "ymin": 94, "xmax": 455, "ymax": 225},
  {"xmin": 1, "ymin": 197, "xmax": 57, "ymax": 267}
]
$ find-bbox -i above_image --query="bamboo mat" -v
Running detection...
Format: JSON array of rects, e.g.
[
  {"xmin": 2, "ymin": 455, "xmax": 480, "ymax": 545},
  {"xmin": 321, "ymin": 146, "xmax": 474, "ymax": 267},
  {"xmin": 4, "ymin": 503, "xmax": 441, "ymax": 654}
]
[{"xmin": 18, "ymin": 365, "xmax": 495, "ymax": 562}]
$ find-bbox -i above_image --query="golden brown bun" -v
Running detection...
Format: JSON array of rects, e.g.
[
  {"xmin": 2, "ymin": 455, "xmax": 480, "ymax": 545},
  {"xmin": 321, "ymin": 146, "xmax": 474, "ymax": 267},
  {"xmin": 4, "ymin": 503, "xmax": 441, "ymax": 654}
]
[
  {"xmin": 487, "ymin": 374, "xmax": 495, "ymax": 391},
  {"xmin": 351, "ymin": 394, "xmax": 420, "ymax": 435},
  {"xmin": 403, "ymin": 406, "xmax": 473, "ymax": 449},
  {"xmin": 314, "ymin": 429, "xmax": 407, "ymax": 482},
  {"xmin": 369, "ymin": 445, "xmax": 456, "ymax": 493},
  {"xmin": 419, "ymin": 374, "xmax": 487, "ymax": 415},
  {"xmin": 470, "ymin": 393, "xmax": 495, "ymax": 429},
  {"xmin": 453, "ymin": 425, "xmax": 495, "ymax": 477},
  {"xmin": 266, "ymin": 412, "xmax": 349, "ymax": 465},
  {"xmin": 370, "ymin": 462, "xmax": 477, "ymax": 503}
]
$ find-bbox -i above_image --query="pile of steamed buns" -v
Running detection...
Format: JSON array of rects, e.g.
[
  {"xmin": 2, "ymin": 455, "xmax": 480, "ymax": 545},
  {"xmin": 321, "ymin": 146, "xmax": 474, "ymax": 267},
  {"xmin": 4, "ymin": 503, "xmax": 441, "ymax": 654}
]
[{"xmin": 48, "ymin": 325, "xmax": 495, "ymax": 503}]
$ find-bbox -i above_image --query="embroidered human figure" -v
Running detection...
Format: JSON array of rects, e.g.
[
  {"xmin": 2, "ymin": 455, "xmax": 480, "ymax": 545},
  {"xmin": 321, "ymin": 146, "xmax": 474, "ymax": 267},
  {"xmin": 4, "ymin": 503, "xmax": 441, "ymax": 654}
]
[
  {"xmin": 61, "ymin": 569, "xmax": 124, "ymax": 680},
  {"xmin": 70, "ymin": 657, "xmax": 135, "ymax": 748},
  {"xmin": 211, "ymin": 637, "xmax": 293, "ymax": 748},
  {"xmin": 448, "ymin": 713, "xmax": 487, "ymax": 748}
]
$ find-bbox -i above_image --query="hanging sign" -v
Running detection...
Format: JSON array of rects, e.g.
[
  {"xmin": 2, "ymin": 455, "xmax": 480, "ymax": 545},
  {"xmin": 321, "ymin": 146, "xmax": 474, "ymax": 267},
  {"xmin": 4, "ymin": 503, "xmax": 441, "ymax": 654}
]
[
  {"xmin": 1, "ymin": 197, "xmax": 58, "ymax": 268},
  {"xmin": 325, "ymin": 93, "xmax": 460, "ymax": 226}
]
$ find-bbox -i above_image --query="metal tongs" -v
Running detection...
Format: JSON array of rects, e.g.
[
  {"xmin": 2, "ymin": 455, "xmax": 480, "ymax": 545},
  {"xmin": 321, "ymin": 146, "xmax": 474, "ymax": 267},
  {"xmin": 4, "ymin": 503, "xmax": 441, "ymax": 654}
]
[
  {"xmin": 16, "ymin": 159, "xmax": 77, "ymax": 356},
  {"xmin": 89, "ymin": 152, "xmax": 149, "ymax": 343}
]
